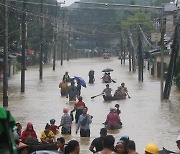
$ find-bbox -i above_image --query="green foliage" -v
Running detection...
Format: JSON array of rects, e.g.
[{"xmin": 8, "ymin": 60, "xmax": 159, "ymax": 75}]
[
  {"xmin": 121, "ymin": 11, "xmax": 153, "ymax": 31},
  {"xmin": 153, "ymin": 0, "xmax": 172, "ymax": 6}
]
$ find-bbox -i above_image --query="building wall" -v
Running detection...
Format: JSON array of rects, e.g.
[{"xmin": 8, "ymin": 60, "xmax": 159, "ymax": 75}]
[{"xmin": 166, "ymin": 14, "xmax": 175, "ymax": 38}]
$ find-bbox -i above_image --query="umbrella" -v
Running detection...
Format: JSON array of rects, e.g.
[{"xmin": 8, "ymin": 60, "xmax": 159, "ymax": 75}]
[
  {"xmin": 102, "ymin": 68, "xmax": 114, "ymax": 72},
  {"xmin": 74, "ymin": 76, "xmax": 86, "ymax": 88}
]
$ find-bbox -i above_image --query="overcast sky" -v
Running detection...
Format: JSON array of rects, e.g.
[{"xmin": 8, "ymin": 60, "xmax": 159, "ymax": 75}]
[{"xmin": 58, "ymin": 0, "xmax": 80, "ymax": 6}]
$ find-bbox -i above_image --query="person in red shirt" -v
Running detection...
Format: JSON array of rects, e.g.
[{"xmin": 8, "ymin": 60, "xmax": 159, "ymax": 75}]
[
  {"xmin": 50, "ymin": 119, "xmax": 59, "ymax": 135},
  {"xmin": 21, "ymin": 122, "xmax": 37, "ymax": 143},
  {"xmin": 71, "ymin": 96, "xmax": 85, "ymax": 123}
]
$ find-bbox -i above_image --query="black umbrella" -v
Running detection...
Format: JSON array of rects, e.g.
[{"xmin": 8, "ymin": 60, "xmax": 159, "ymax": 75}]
[{"xmin": 102, "ymin": 68, "xmax": 114, "ymax": 72}]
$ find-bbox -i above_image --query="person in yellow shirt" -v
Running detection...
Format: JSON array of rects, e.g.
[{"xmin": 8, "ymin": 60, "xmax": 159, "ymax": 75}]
[
  {"xmin": 40, "ymin": 123, "xmax": 55, "ymax": 143},
  {"xmin": 59, "ymin": 79, "xmax": 68, "ymax": 96}
]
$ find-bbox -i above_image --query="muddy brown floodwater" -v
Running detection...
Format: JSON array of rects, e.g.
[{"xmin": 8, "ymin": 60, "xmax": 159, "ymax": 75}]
[{"xmin": 0, "ymin": 57, "xmax": 180, "ymax": 153}]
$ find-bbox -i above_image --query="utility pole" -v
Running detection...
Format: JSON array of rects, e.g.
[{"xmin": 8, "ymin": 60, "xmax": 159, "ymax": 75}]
[
  {"xmin": 160, "ymin": 14, "xmax": 165, "ymax": 100},
  {"xmin": 39, "ymin": 0, "xmax": 44, "ymax": 79},
  {"xmin": 53, "ymin": 1, "xmax": 58, "ymax": 71},
  {"xmin": 138, "ymin": 26, "xmax": 143, "ymax": 82},
  {"xmin": 61, "ymin": 8, "xmax": 65, "ymax": 66},
  {"xmin": 120, "ymin": 34, "xmax": 123, "ymax": 65},
  {"xmin": 3, "ymin": 0, "xmax": 8, "ymax": 107},
  {"xmin": 21, "ymin": 0, "xmax": 27, "ymax": 92},
  {"xmin": 67, "ymin": 20, "xmax": 71, "ymax": 61}
]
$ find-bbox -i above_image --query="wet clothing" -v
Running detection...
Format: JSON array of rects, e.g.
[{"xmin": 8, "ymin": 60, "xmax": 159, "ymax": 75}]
[
  {"xmin": 63, "ymin": 74, "xmax": 70, "ymax": 82},
  {"xmin": 89, "ymin": 71, "xmax": 95, "ymax": 84},
  {"xmin": 21, "ymin": 123, "xmax": 37, "ymax": 142},
  {"xmin": 119, "ymin": 86, "xmax": 128, "ymax": 96},
  {"xmin": 106, "ymin": 112, "xmax": 120, "ymax": 130},
  {"xmin": 67, "ymin": 85, "xmax": 78, "ymax": 101},
  {"xmin": 77, "ymin": 82, "xmax": 81, "ymax": 96},
  {"xmin": 60, "ymin": 113, "xmax": 72, "ymax": 134},
  {"xmin": 77, "ymin": 114, "xmax": 92, "ymax": 137},
  {"xmin": 74, "ymin": 101, "xmax": 85, "ymax": 123},
  {"xmin": 59, "ymin": 81, "xmax": 68, "ymax": 96},
  {"xmin": 50, "ymin": 125, "xmax": 58, "ymax": 135},
  {"xmin": 103, "ymin": 87, "xmax": 112, "ymax": 96},
  {"xmin": 91, "ymin": 137, "xmax": 105, "ymax": 152},
  {"xmin": 40, "ymin": 130, "xmax": 54, "ymax": 141}
]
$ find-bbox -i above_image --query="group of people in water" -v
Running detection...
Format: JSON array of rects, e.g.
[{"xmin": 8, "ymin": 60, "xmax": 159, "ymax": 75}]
[
  {"xmin": 14, "ymin": 119, "xmax": 180, "ymax": 154},
  {"xmin": 102, "ymin": 83, "xmax": 128, "ymax": 99},
  {"xmin": 14, "ymin": 71, "xmax": 180, "ymax": 153}
]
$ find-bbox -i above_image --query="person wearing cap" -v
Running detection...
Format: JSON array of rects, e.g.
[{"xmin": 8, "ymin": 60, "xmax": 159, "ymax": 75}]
[
  {"xmin": 103, "ymin": 84, "xmax": 112, "ymax": 97},
  {"xmin": 76, "ymin": 106, "xmax": 92, "ymax": 137},
  {"xmin": 144, "ymin": 143, "xmax": 159, "ymax": 154},
  {"xmin": 63, "ymin": 71, "xmax": 70, "ymax": 82},
  {"xmin": 67, "ymin": 81, "xmax": 78, "ymax": 101},
  {"xmin": 21, "ymin": 123, "xmax": 37, "ymax": 143},
  {"xmin": 59, "ymin": 107, "xmax": 72, "ymax": 134},
  {"xmin": 50, "ymin": 119, "xmax": 59, "ymax": 135},
  {"xmin": 89, "ymin": 128, "xmax": 107, "ymax": 153},
  {"xmin": 40, "ymin": 123, "xmax": 55, "ymax": 143},
  {"xmin": 176, "ymin": 135, "xmax": 180, "ymax": 154},
  {"xmin": 115, "ymin": 140, "xmax": 127, "ymax": 154},
  {"xmin": 71, "ymin": 96, "xmax": 86, "ymax": 123}
]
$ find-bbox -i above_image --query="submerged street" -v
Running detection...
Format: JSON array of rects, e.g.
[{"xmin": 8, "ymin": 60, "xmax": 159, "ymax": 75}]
[{"xmin": 0, "ymin": 57, "xmax": 180, "ymax": 153}]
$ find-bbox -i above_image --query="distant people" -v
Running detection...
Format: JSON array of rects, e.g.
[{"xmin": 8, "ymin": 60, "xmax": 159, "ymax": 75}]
[
  {"xmin": 115, "ymin": 104, "xmax": 121, "ymax": 115},
  {"xmin": 50, "ymin": 119, "xmax": 59, "ymax": 135},
  {"xmin": 59, "ymin": 107, "xmax": 72, "ymax": 134},
  {"xmin": 67, "ymin": 81, "xmax": 78, "ymax": 101},
  {"xmin": 76, "ymin": 80, "xmax": 81, "ymax": 97},
  {"xmin": 63, "ymin": 72, "xmax": 70, "ymax": 82},
  {"xmin": 127, "ymin": 140, "xmax": 138, "ymax": 154},
  {"xmin": 89, "ymin": 70, "xmax": 95, "ymax": 84},
  {"xmin": 100, "ymin": 135, "xmax": 115, "ymax": 154},
  {"xmin": 102, "ymin": 73, "xmax": 111, "ymax": 83},
  {"xmin": 40, "ymin": 123, "xmax": 55, "ymax": 143},
  {"xmin": 71, "ymin": 96, "xmax": 85, "ymax": 123},
  {"xmin": 113, "ymin": 87, "xmax": 121, "ymax": 99},
  {"xmin": 64, "ymin": 140, "xmax": 80, "ymax": 154},
  {"xmin": 105, "ymin": 108, "xmax": 122, "ymax": 130},
  {"xmin": 103, "ymin": 84, "xmax": 112, "ymax": 97},
  {"xmin": 14, "ymin": 122, "xmax": 22, "ymax": 144},
  {"xmin": 144, "ymin": 143, "xmax": 159, "ymax": 154},
  {"xmin": 21, "ymin": 122, "xmax": 38, "ymax": 143},
  {"xmin": 76, "ymin": 106, "xmax": 92, "ymax": 137},
  {"xmin": 57, "ymin": 137, "xmax": 65, "ymax": 154},
  {"xmin": 119, "ymin": 83, "xmax": 128, "ymax": 97},
  {"xmin": 115, "ymin": 140, "xmax": 127, "ymax": 154},
  {"xmin": 176, "ymin": 135, "xmax": 180, "ymax": 154},
  {"xmin": 89, "ymin": 128, "xmax": 107, "ymax": 153},
  {"xmin": 59, "ymin": 80, "xmax": 68, "ymax": 96}
]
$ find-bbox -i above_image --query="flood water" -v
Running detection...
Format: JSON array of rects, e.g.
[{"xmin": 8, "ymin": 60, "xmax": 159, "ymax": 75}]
[{"xmin": 0, "ymin": 57, "xmax": 180, "ymax": 153}]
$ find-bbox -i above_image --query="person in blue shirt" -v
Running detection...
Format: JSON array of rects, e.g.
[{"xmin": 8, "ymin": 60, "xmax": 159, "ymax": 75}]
[{"xmin": 75, "ymin": 106, "xmax": 92, "ymax": 137}]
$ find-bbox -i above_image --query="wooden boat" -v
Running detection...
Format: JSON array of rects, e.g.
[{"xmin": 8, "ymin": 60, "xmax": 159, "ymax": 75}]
[
  {"xmin": 103, "ymin": 95, "xmax": 126, "ymax": 101},
  {"xmin": 104, "ymin": 124, "xmax": 122, "ymax": 130}
]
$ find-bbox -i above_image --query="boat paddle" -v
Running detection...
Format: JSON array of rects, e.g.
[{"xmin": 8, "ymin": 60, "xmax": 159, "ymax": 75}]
[
  {"xmin": 111, "ymin": 79, "xmax": 116, "ymax": 83},
  {"xmin": 126, "ymin": 92, "xmax": 131, "ymax": 98},
  {"xmin": 91, "ymin": 93, "xmax": 104, "ymax": 99}
]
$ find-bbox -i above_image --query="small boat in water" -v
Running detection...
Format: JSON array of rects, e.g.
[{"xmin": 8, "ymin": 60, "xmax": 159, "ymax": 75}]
[
  {"xmin": 104, "ymin": 124, "xmax": 122, "ymax": 130},
  {"xmin": 103, "ymin": 95, "xmax": 126, "ymax": 101}
]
